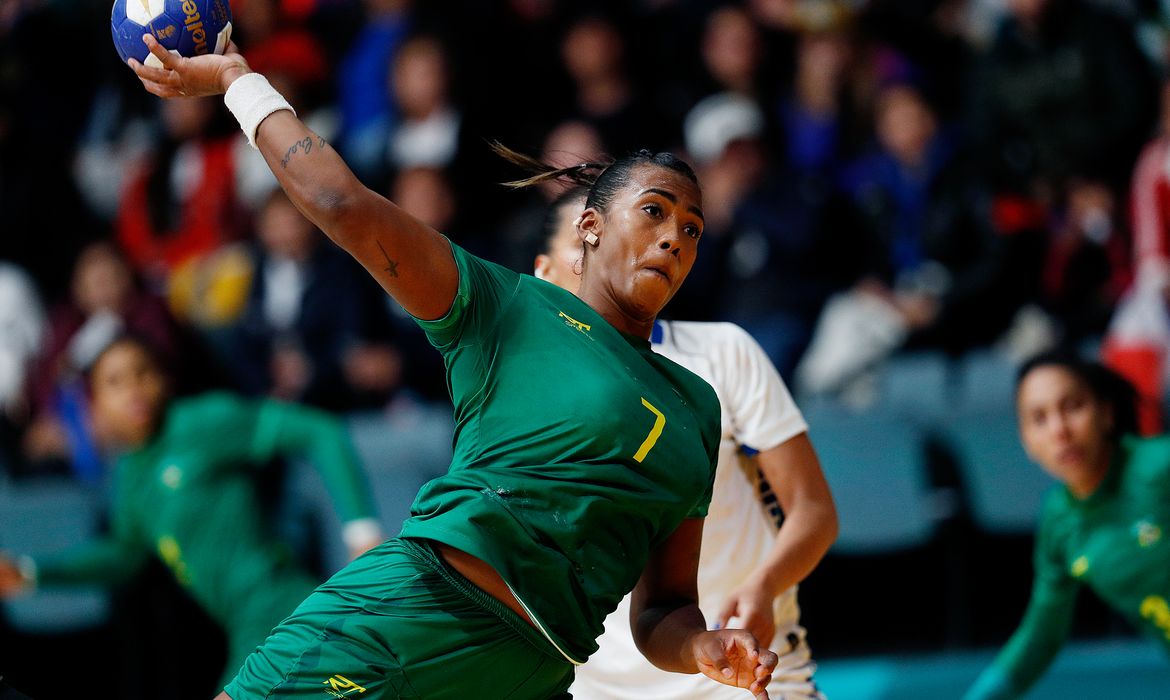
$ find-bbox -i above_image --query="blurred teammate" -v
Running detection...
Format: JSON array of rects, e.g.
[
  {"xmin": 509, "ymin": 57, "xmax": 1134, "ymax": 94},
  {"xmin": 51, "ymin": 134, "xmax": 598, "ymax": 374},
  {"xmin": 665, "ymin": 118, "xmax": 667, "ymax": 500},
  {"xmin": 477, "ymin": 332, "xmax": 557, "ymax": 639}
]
[
  {"xmin": 0, "ymin": 335, "xmax": 383, "ymax": 687},
  {"xmin": 966, "ymin": 351, "xmax": 1170, "ymax": 699},
  {"xmin": 539, "ymin": 190, "xmax": 838, "ymax": 699},
  {"xmin": 128, "ymin": 38, "xmax": 777, "ymax": 699}
]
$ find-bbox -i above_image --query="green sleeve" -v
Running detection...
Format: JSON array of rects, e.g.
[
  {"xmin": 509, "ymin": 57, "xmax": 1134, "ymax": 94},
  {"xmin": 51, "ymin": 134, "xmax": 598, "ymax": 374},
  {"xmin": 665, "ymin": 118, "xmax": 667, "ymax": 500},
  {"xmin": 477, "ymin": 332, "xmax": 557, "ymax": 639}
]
[
  {"xmin": 35, "ymin": 476, "xmax": 148, "ymax": 587},
  {"xmin": 966, "ymin": 502, "xmax": 1079, "ymax": 699},
  {"xmin": 174, "ymin": 393, "xmax": 378, "ymax": 523},
  {"xmin": 245, "ymin": 398, "xmax": 378, "ymax": 524},
  {"xmin": 411, "ymin": 239, "xmax": 521, "ymax": 352}
]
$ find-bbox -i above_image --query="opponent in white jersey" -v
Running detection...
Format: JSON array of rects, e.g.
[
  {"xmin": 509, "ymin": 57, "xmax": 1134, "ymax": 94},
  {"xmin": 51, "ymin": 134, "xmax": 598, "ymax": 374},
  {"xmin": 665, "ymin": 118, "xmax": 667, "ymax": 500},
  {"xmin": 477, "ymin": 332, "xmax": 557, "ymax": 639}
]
[{"xmin": 535, "ymin": 190, "xmax": 838, "ymax": 699}]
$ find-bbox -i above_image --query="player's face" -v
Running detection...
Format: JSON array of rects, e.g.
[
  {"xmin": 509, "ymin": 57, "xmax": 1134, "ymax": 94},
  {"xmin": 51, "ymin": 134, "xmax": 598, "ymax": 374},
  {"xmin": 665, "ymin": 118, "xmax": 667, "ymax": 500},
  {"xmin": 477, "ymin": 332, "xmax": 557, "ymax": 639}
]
[
  {"xmin": 1017, "ymin": 366, "xmax": 1114, "ymax": 495},
  {"xmin": 90, "ymin": 342, "xmax": 168, "ymax": 447},
  {"xmin": 535, "ymin": 198, "xmax": 586, "ymax": 293},
  {"xmin": 582, "ymin": 165, "xmax": 704, "ymax": 319}
]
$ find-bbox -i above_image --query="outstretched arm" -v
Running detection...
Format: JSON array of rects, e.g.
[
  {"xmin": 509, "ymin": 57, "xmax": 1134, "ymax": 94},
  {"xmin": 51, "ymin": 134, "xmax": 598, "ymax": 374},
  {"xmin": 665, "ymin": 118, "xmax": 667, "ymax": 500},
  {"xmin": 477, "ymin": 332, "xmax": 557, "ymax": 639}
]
[
  {"xmin": 717, "ymin": 433, "xmax": 837, "ymax": 648},
  {"xmin": 129, "ymin": 37, "xmax": 458, "ymax": 321},
  {"xmin": 631, "ymin": 518, "xmax": 778, "ymax": 699}
]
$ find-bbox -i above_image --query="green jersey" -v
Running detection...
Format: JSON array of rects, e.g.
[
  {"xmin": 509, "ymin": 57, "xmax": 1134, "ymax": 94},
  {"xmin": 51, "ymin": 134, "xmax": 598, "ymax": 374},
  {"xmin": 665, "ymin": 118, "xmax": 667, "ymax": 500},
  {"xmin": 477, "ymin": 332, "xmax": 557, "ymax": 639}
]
[
  {"xmin": 35, "ymin": 393, "xmax": 377, "ymax": 627},
  {"xmin": 399, "ymin": 242, "xmax": 721, "ymax": 665},
  {"xmin": 967, "ymin": 435, "xmax": 1170, "ymax": 699}
]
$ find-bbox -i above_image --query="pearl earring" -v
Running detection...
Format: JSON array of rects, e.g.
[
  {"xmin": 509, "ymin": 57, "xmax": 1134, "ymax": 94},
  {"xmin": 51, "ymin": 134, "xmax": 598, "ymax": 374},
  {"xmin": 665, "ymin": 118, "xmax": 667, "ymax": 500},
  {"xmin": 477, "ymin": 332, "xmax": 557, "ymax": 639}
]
[{"xmin": 584, "ymin": 232, "xmax": 599, "ymax": 246}]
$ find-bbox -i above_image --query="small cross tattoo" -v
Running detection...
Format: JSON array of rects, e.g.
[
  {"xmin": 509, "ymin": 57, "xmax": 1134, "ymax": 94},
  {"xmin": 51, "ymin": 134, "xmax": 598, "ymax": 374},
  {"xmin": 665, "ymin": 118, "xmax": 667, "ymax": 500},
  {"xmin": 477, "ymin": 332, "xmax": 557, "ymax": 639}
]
[{"xmin": 376, "ymin": 240, "xmax": 399, "ymax": 278}]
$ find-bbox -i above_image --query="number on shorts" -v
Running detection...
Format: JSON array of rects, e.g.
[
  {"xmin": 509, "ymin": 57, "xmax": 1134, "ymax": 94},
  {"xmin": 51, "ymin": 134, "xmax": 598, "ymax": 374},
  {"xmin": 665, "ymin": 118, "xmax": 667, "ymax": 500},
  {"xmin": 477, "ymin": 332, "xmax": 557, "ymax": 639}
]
[{"xmin": 633, "ymin": 397, "xmax": 666, "ymax": 463}]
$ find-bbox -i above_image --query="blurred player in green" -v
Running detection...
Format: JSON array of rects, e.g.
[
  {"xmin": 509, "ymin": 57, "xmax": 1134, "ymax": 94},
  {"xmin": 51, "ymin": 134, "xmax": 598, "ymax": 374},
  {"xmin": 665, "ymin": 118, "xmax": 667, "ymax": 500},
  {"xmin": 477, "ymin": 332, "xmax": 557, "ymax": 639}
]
[
  {"xmin": 966, "ymin": 350, "xmax": 1170, "ymax": 699},
  {"xmin": 0, "ymin": 335, "xmax": 384, "ymax": 687}
]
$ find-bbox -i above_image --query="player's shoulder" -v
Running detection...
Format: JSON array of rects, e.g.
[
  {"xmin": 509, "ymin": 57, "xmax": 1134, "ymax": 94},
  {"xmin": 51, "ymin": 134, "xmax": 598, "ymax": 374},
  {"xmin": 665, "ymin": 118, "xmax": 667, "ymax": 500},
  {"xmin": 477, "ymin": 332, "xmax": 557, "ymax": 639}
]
[
  {"xmin": 1120, "ymin": 433, "xmax": 1170, "ymax": 481},
  {"xmin": 170, "ymin": 391, "xmax": 250, "ymax": 423},
  {"xmin": 656, "ymin": 320, "xmax": 760, "ymax": 357}
]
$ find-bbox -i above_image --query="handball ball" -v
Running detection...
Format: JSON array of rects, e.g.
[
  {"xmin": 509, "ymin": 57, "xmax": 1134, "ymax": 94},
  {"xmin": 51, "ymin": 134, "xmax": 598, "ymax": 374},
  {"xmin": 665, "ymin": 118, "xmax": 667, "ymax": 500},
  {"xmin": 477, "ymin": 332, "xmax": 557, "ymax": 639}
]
[{"xmin": 111, "ymin": 0, "xmax": 232, "ymax": 67}]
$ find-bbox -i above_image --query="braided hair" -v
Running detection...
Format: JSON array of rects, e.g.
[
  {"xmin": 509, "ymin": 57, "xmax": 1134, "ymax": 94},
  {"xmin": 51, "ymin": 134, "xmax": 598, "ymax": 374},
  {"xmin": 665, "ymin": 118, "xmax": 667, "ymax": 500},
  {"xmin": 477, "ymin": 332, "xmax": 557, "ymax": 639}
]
[{"xmin": 492, "ymin": 142, "xmax": 698, "ymax": 215}]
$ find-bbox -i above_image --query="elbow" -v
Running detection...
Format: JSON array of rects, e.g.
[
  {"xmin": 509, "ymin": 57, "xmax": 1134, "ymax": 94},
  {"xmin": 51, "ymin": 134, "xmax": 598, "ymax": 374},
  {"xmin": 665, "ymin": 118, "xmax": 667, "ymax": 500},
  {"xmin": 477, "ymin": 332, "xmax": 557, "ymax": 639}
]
[
  {"xmin": 306, "ymin": 183, "xmax": 366, "ymax": 244},
  {"xmin": 311, "ymin": 186, "xmax": 354, "ymax": 226}
]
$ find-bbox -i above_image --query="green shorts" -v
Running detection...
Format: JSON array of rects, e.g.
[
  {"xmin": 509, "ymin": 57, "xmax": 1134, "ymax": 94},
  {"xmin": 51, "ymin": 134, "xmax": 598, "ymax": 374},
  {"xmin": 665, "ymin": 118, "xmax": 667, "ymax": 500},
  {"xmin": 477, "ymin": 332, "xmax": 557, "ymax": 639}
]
[{"xmin": 223, "ymin": 537, "xmax": 574, "ymax": 700}]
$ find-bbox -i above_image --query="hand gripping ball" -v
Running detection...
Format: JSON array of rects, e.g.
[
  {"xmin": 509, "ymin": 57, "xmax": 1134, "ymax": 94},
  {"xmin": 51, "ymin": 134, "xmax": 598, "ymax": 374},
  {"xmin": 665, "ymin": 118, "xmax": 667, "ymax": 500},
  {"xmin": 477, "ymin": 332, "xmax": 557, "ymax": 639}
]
[{"xmin": 111, "ymin": 0, "xmax": 232, "ymax": 66}]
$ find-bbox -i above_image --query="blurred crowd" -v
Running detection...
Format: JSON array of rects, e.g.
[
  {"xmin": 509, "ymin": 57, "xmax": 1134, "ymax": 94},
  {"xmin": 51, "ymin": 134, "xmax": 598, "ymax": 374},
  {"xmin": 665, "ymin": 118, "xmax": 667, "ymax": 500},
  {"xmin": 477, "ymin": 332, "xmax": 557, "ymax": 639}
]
[{"xmin": 2, "ymin": 0, "xmax": 1170, "ymax": 471}]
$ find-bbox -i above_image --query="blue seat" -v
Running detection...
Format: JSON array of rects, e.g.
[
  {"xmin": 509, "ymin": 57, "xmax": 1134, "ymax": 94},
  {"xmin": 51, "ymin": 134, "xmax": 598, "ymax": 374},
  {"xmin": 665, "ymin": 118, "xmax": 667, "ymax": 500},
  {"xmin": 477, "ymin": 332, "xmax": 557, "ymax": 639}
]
[
  {"xmin": 943, "ymin": 351, "xmax": 1052, "ymax": 533},
  {"xmin": 289, "ymin": 404, "xmax": 455, "ymax": 576},
  {"xmin": 803, "ymin": 400, "xmax": 936, "ymax": 554},
  {"xmin": 0, "ymin": 477, "xmax": 110, "ymax": 632}
]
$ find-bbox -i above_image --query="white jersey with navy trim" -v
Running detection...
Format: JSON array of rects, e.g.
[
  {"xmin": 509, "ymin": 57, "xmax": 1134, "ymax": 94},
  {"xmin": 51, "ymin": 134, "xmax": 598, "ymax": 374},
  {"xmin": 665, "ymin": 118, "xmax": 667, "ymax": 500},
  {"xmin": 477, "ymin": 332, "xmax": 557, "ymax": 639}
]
[{"xmin": 571, "ymin": 320, "xmax": 823, "ymax": 700}]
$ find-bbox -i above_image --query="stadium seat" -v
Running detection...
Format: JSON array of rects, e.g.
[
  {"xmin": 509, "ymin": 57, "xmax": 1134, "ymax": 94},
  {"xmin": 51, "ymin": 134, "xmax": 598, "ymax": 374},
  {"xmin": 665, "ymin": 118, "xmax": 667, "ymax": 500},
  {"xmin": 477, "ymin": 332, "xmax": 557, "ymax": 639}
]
[
  {"xmin": 803, "ymin": 398, "xmax": 936, "ymax": 554},
  {"xmin": 943, "ymin": 351, "xmax": 1052, "ymax": 533},
  {"xmin": 289, "ymin": 404, "xmax": 455, "ymax": 575},
  {"xmin": 0, "ymin": 477, "xmax": 110, "ymax": 632}
]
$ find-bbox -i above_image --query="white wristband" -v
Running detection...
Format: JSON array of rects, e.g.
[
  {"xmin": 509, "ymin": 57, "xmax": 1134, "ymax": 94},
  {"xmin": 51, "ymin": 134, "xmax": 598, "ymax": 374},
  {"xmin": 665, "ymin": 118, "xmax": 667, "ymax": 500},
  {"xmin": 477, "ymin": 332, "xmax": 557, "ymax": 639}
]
[
  {"xmin": 342, "ymin": 518, "xmax": 384, "ymax": 551},
  {"xmin": 224, "ymin": 73, "xmax": 295, "ymax": 149}
]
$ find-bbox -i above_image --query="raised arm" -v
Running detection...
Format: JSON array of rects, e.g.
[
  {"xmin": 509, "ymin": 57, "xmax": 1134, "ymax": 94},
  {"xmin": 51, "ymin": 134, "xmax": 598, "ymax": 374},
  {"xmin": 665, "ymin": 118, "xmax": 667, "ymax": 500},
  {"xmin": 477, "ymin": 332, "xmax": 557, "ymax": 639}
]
[
  {"xmin": 631, "ymin": 518, "xmax": 778, "ymax": 699},
  {"xmin": 129, "ymin": 37, "xmax": 457, "ymax": 321}
]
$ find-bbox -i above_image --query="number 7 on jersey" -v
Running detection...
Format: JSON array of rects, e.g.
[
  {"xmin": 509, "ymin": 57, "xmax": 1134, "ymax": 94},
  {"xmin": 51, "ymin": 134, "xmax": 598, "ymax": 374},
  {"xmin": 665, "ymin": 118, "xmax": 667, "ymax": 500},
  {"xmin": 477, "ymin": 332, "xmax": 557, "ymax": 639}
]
[{"xmin": 633, "ymin": 397, "xmax": 666, "ymax": 462}]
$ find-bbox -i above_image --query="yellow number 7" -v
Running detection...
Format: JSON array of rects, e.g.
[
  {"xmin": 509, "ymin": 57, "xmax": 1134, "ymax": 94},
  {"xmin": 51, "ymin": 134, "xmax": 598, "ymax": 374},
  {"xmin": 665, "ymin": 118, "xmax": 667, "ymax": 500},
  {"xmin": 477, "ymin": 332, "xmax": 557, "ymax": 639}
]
[{"xmin": 633, "ymin": 397, "xmax": 666, "ymax": 463}]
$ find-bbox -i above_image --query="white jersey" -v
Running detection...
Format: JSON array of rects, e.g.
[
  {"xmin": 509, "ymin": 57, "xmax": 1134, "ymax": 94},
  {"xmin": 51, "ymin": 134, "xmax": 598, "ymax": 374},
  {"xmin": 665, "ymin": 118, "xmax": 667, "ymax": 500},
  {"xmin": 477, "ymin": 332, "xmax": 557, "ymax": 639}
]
[{"xmin": 571, "ymin": 321, "xmax": 824, "ymax": 700}]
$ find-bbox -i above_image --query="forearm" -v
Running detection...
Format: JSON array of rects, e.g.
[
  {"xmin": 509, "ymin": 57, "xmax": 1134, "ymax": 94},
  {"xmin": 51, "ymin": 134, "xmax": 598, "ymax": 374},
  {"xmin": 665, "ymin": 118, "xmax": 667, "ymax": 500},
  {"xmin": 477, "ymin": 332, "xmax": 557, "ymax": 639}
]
[
  {"xmin": 251, "ymin": 110, "xmax": 365, "ymax": 242},
  {"xmin": 33, "ymin": 539, "xmax": 145, "ymax": 588},
  {"xmin": 754, "ymin": 500, "xmax": 837, "ymax": 596},
  {"xmin": 632, "ymin": 600, "xmax": 707, "ymax": 674},
  {"xmin": 248, "ymin": 104, "xmax": 455, "ymax": 318},
  {"xmin": 255, "ymin": 401, "xmax": 378, "ymax": 524}
]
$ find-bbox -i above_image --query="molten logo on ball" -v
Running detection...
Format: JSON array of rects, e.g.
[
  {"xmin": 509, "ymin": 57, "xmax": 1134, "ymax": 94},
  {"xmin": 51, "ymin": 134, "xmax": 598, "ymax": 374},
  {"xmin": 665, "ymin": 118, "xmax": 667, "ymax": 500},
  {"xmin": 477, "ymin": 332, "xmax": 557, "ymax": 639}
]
[
  {"xmin": 110, "ymin": 0, "xmax": 232, "ymax": 66},
  {"xmin": 181, "ymin": 0, "xmax": 209, "ymax": 55}
]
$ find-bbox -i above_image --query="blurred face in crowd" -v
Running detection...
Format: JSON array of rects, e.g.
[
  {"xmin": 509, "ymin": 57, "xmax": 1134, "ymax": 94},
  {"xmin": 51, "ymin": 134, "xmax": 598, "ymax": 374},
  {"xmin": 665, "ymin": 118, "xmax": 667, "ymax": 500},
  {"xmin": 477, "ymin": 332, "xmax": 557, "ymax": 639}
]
[
  {"xmin": 73, "ymin": 242, "xmax": 133, "ymax": 316},
  {"xmin": 1017, "ymin": 365, "xmax": 1114, "ymax": 497},
  {"xmin": 258, "ymin": 191, "xmax": 316, "ymax": 262},
  {"xmin": 1007, "ymin": 0, "xmax": 1052, "ymax": 25},
  {"xmin": 702, "ymin": 6, "xmax": 761, "ymax": 93},
  {"xmin": 796, "ymin": 32, "xmax": 851, "ymax": 112},
  {"xmin": 540, "ymin": 120, "xmax": 605, "ymax": 199},
  {"xmin": 392, "ymin": 37, "xmax": 449, "ymax": 119},
  {"xmin": 578, "ymin": 164, "xmax": 704, "ymax": 320},
  {"xmin": 535, "ymin": 194, "xmax": 587, "ymax": 292},
  {"xmin": 392, "ymin": 167, "xmax": 456, "ymax": 231},
  {"xmin": 90, "ymin": 340, "xmax": 168, "ymax": 447},
  {"xmin": 876, "ymin": 85, "xmax": 937, "ymax": 167},
  {"xmin": 562, "ymin": 18, "xmax": 624, "ymax": 82}
]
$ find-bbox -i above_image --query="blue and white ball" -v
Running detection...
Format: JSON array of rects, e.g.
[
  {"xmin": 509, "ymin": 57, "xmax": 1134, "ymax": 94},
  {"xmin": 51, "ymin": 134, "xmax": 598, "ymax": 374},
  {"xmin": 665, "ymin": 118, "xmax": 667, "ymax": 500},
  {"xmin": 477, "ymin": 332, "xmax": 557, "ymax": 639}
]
[{"xmin": 111, "ymin": 0, "xmax": 233, "ymax": 67}]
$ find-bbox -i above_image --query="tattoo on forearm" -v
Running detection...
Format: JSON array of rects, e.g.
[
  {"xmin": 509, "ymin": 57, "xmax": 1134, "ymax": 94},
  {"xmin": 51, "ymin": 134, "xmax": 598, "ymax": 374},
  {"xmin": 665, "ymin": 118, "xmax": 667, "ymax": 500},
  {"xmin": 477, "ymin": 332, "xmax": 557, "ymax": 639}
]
[
  {"xmin": 279, "ymin": 135, "xmax": 327, "ymax": 169},
  {"xmin": 376, "ymin": 240, "xmax": 399, "ymax": 278}
]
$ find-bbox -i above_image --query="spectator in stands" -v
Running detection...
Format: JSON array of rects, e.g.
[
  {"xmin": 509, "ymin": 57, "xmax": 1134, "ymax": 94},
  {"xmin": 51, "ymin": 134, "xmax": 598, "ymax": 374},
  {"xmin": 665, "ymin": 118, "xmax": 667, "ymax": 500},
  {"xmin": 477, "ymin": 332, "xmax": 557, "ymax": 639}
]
[
  {"xmin": 1102, "ymin": 77, "xmax": 1170, "ymax": 435},
  {"xmin": 216, "ymin": 189, "xmax": 403, "ymax": 411},
  {"xmin": 970, "ymin": 0, "xmax": 1157, "ymax": 212},
  {"xmin": 334, "ymin": 0, "xmax": 412, "ymax": 181},
  {"xmin": 115, "ymin": 96, "xmax": 245, "ymax": 291},
  {"xmin": 385, "ymin": 35, "xmax": 461, "ymax": 172},
  {"xmin": 25, "ymin": 241, "xmax": 182, "ymax": 482},
  {"xmin": 560, "ymin": 14, "xmax": 654, "ymax": 154},
  {"xmin": 701, "ymin": 92, "xmax": 859, "ymax": 377},
  {"xmin": 798, "ymin": 82, "xmax": 1040, "ymax": 395},
  {"xmin": 0, "ymin": 263, "xmax": 45, "ymax": 475}
]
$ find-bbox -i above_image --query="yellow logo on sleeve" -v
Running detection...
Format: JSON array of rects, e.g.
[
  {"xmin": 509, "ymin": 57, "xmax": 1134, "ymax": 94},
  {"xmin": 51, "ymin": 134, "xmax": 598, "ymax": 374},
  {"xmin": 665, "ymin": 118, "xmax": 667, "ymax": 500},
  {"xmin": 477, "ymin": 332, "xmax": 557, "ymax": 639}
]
[
  {"xmin": 1134, "ymin": 520, "xmax": 1163, "ymax": 548},
  {"xmin": 323, "ymin": 675, "xmax": 367, "ymax": 697},
  {"xmin": 1070, "ymin": 555, "xmax": 1089, "ymax": 579},
  {"xmin": 558, "ymin": 311, "xmax": 591, "ymax": 333},
  {"xmin": 1141, "ymin": 595, "xmax": 1170, "ymax": 640}
]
